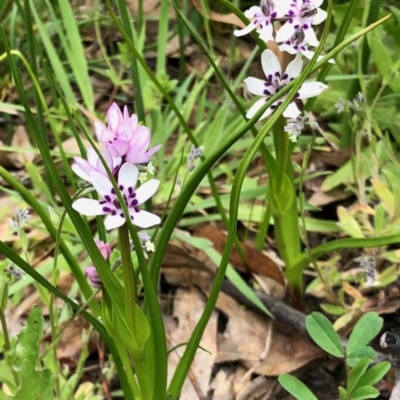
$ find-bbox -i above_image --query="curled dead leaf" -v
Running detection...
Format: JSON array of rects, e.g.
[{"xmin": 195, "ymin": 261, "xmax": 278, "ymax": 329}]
[{"xmin": 194, "ymin": 224, "xmax": 285, "ymax": 286}]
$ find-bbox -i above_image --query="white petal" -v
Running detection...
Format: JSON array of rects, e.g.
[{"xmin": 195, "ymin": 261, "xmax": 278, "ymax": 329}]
[
  {"xmin": 135, "ymin": 179, "xmax": 160, "ymax": 205},
  {"xmin": 278, "ymin": 44, "xmax": 297, "ymax": 55},
  {"xmin": 313, "ymin": 8, "xmax": 327, "ymax": 25},
  {"xmin": 301, "ymin": 49, "xmax": 335, "ymax": 64},
  {"xmin": 244, "ymin": 6, "xmax": 261, "ymax": 18},
  {"xmin": 311, "ymin": 0, "xmax": 324, "ymax": 10},
  {"xmin": 284, "ymin": 54, "xmax": 303, "ymax": 80},
  {"xmin": 87, "ymin": 148, "xmax": 98, "ymax": 166},
  {"xmin": 273, "ymin": 0, "xmax": 292, "ymax": 18},
  {"xmin": 71, "ymin": 163, "xmax": 91, "ymax": 182},
  {"xmin": 244, "ymin": 77, "xmax": 270, "ymax": 96},
  {"xmin": 107, "ymin": 103, "xmax": 122, "ymax": 132},
  {"xmin": 259, "ymin": 106, "xmax": 274, "ymax": 120},
  {"xmin": 118, "ymin": 162, "xmax": 139, "ymax": 191},
  {"xmin": 94, "ymin": 121, "xmax": 106, "ymax": 142},
  {"xmin": 259, "ymin": 24, "xmax": 274, "ymax": 43},
  {"xmin": 101, "ymin": 149, "xmax": 113, "ymax": 168},
  {"xmin": 282, "ymin": 102, "xmax": 301, "ymax": 119},
  {"xmin": 303, "ymin": 27, "xmax": 319, "ymax": 47},
  {"xmin": 91, "ymin": 172, "xmax": 113, "ymax": 197},
  {"xmin": 72, "ymin": 198, "xmax": 106, "ymax": 216},
  {"xmin": 104, "ymin": 214, "xmax": 126, "ymax": 230},
  {"xmin": 246, "ymin": 98, "xmax": 268, "ymax": 119},
  {"xmin": 275, "ymin": 20, "xmax": 297, "ymax": 43},
  {"xmin": 234, "ymin": 22, "xmax": 256, "ymax": 37},
  {"xmin": 132, "ymin": 210, "xmax": 161, "ymax": 228},
  {"xmin": 297, "ymin": 82, "xmax": 328, "ymax": 99},
  {"xmin": 261, "ymin": 49, "xmax": 282, "ymax": 79}
]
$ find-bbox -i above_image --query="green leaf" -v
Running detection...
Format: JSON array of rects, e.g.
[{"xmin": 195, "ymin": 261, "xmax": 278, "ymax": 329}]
[
  {"xmin": 356, "ymin": 362, "xmax": 391, "ymax": 388},
  {"xmin": 134, "ymin": 304, "xmax": 151, "ymax": 349},
  {"xmin": 350, "ymin": 386, "xmax": 379, "ymax": 400},
  {"xmin": 346, "ymin": 313, "xmax": 383, "ymax": 356},
  {"xmin": 278, "ymin": 374, "xmax": 318, "ymax": 400},
  {"xmin": 346, "ymin": 346, "xmax": 375, "ymax": 367},
  {"xmin": 306, "ymin": 312, "xmax": 345, "ymax": 357},
  {"xmin": 338, "ymin": 386, "xmax": 349, "ymax": 400},
  {"xmin": 337, "ymin": 206, "xmax": 364, "ymax": 238},
  {"xmin": 320, "ymin": 303, "xmax": 346, "ymax": 316},
  {"xmin": 367, "ymin": 28, "xmax": 400, "ymax": 92},
  {"xmin": 12, "ymin": 306, "xmax": 54, "ymax": 400},
  {"xmin": 347, "ymin": 357, "xmax": 370, "ymax": 394}
]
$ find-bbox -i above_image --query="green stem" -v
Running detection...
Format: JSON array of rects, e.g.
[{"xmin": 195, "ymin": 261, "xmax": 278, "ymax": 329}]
[
  {"xmin": 276, "ymin": 118, "xmax": 290, "ymax": 188},
  {"xmin": 272, "ymin": 118, "xmax": 302, "ymax": 304},
  {"xmin": 119, "ymin": 226, "xmax": 152, "ymax": 399},
  {"xmin": 119, "ymin": 224, "xmax": 136, "ymax": 333},
  {"xmin": 113, "ymin": 333, "xmax": 143, "ymax": 400}
]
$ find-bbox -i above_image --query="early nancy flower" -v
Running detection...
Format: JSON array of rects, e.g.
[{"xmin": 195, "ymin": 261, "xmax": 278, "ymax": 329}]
[
  {"xmin": 284, "ymin": 113, "xmax": 319, "ymax": 142},
  {"xmin": 275, "ymin": 0, "xmax": 327, "ymax": 46},
  {"xmin": 72, "ymin": 148, "xmax": 121, "ymax": 184},
  {"xmin": 9, "ymin": 207, "xmax": 30, "ymax": 234},
  {"xmin": 234, "ymin": 0, "xmax": 289, "ymax": 42},
  {"xmin": 72, "ymin": 162, "xmax": 161, "ymax": 230},
  {"xmin": 94, "ymin": 103, "xmax": 161, "ymax": 163},
  {"xmin": 244, "ymin": 49, "xmax": 327, "ymax": 120},
  {"xmin": 278, "ymin": 27, "xmax": 334, "ymax": 63}
]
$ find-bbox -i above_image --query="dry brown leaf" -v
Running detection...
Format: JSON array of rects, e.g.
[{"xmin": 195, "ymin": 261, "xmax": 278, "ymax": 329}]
[
  {"xmin": 191, "ymin": 0, "xmax": 245, "ymax": 28},
  {"xmin": 167, "ymin": 287, "xmax": 218, "ymax": 398},
  {"xmin": 215, "ymin": 292, "xmax": 323, "ymax": 376},
  {"xmin": 210, "ymin": 369, "xmax": 235, "ymax": 400},
  {"xmin": 0, "ymin": 125, "xmax": 35, "ymax": 168},
  {"xmin": 308, "ymin": 189, "xmax": 352, "ymax": 207},
  {"xmin": 162, "ymin": 241, "xmax": 214, "ymax": 287},
  {"xmin": 236, "ymin": 376, "xmax": 277, "ymax": 400},
  {"xmin": 62, "ymin": 137, "xmax": 92, "ymax": 156},
  {"xmin": 194, "ymin": 224, "xmax": 285, "ymax": 286}
]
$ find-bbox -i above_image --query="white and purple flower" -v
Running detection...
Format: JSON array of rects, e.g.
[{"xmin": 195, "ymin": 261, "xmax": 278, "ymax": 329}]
[
  {"xmin": 275, "ymin": 0, "xmax": 327, "ymax": 46},
  {"xmin": 244, "ymin": 49, "xmax": 327, "ymax": 120},
  {"xmin": 234, "ymin": 0, "xmax": 290, "ymax": 42},
  {"xmin": 94, "ymin": 103, "xmax": 161, "ymax": 163},
  {"xmin": 278, "ymin": 27, "xmax": 334, "ymax": 63},
  {"xmin": 72, "ymin": 148, "xmax": 121, "ymax": 184},
  {"xmin": 72, "ymin": 162, "xmax": 161, "ymax": 230}
]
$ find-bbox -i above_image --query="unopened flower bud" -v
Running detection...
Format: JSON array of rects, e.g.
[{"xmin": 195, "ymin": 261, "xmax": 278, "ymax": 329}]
[
  {"xmin": 84, "ymin": 266, "xmax": 102, "ymax": 288},
  {"xmin": 95, "ymin": 240, "xmax": 111, "ymax": 260},
  {"xmin": 9, "ymin": 207, "xmax": 30, "ymax": 234},
  {"xmin": 260, "ymin": 0, "xmax": 273, "ymax": 16}
]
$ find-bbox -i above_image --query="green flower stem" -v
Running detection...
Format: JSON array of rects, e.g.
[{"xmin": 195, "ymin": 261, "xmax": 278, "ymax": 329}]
[
  {"xmin": 113, "ymin": 333, "xmax": 143, "ymax": 400},
  {"xmin": 0, "ymin": 280, "xmax": 20, "ymax": 387},
  {"xmin": 272, "ymin": 117, "xmax": 303, "ymax": 304},
  {"xmin": 119, "ymin": 224, "xmax": 136, "ymax": 333}
]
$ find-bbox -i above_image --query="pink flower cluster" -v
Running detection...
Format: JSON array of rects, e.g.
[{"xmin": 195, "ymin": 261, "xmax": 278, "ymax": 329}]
[{"xmin": 72, "ymin": 103, "xmax": 161, "ymax": 231}]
